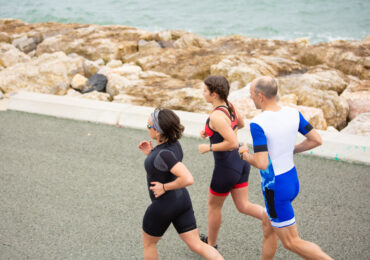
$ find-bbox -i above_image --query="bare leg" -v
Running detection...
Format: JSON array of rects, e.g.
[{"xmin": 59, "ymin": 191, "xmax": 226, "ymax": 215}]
[
  {"xmin": 180, "ymin": 228, "xmax": 224, "ymax": 260},
  {"xmin": 274, "ymin": 224, "xmax": 333, "ymax": 260},
  {"xmin": 261, "ymin": 212, "xmax": 278, "ymax": 260},
  {"xmin": 142, "ymin": 231, "xmax": 161, "ymax": 260},
  {"xmin": 207, "ymin": 193, "xmax": 227, "ymax": 247},
  {"xmin": 230, "ymin": 186, "xmax": 265, "ymax": 220}
]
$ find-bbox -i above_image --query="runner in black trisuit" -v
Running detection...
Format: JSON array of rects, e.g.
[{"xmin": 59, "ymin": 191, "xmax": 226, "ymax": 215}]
[{"xmin": 138, "ymin": 108, "xmax": 223, "ymax": 260}]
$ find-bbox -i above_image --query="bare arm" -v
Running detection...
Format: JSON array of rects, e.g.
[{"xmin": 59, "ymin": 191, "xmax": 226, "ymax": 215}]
[
  {"xmin": 239, "ymin": 145, "xmax": 269, "ymax": 170},
  {"xmin": 198, "ymin": 111, "xmax": 239, "ymax": 154},
  {"xmin": 294, "ymin": 129, "xmax": 322, "ymax": 154},
  {"xmin": 150, "ymin": 162, "xmax": 194, "ymax": 198},
  {"xmin": 235, "ymin": 107, "xmax": 245, "ymax": 130}
]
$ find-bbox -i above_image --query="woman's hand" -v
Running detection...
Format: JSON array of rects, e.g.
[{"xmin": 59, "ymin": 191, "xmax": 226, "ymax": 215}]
[
  {"xmin": 238, "ymin": 144, "xmax": 249, "ymax": 154},
  {"xmin": 150, "ymin": 182, "xmax": 166, "ymax": 198},
  {"xmin": 200, "ymin": 129, "xmax": 207, "ymax": 139},
  {"xmin": 239, "ymin": 144, "xmax": 250, "ymax": 161},
  {"xmin": 198, "ymin": 144, "xmax": 210, "ymax": 154},
  {"xmin": 138, "ymin": 140, "xmax": 153, "ymax": 155}
]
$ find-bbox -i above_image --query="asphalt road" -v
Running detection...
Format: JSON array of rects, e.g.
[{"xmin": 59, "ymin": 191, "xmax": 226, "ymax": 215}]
[{"xmin": 0, "ymin": 111, "xmax": 369, "ymax": 260}]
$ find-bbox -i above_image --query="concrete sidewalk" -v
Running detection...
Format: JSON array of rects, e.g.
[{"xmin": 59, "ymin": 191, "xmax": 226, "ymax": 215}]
[
  {"xmin": 6, "ymin": 91, "xmax": 370, "ymax": 165},
  {"xmin": 0, "ymin": 111, "xmax": 369, "ymax": 260}
]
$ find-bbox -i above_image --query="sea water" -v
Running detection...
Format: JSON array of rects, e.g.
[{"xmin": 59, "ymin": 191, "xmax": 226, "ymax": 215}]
[{"xmin": 0, "ymin": 0, "xmax": 369, "ymax": 43}]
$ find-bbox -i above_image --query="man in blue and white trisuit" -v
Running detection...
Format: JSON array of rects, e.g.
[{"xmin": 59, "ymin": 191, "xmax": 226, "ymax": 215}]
[{"xmin": 240, "ymin": 76, "xmax": 333, "ymax": 260}]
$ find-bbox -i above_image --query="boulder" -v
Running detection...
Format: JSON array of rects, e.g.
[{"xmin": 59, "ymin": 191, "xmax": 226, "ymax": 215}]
[
  {"xmin": 105, "ymin": 73, "xmax": 137, "ymax": 97},
  {"xmin": 81, "ymin": 74, "xmax": 108, "ymax": 93},
  {"xmin": 106, "ymin": 59, "xmax": 123, "ymax": 68},
  {"xmin": 0, "ymin": 32, "xmax": 11, "ymax": 43},
  {"xmin": 296, "ymin": 105, "xmax": 327, "ymax": 130},
  {"xmin": 278, "ymin": 76, "xmax": 349, "ymax": 129},
  {"xmin": 67, "ymin": 88, "xmax": 111, "ymax": 102},
  {"xmin": 297, "ymin": 41, "xmax": 370, "ymax": 80},
  {"xmin": 35, "ymin": 25, "xmax": 149, "ymax": 62},
  {"xmin": 12, "ymin": 35, "xmax": 38, "ymax": 53},
  {"xmin": 174, "ymin": 33, "xmax": 210, "ymax": 49},
  {"xmin": 138, "ymin": 40, "xmax": 161, "ymax": 52},
  {"xmin": 0, "ymin": 51, "xmax": 84, "ymax": 95},
  {"xmin": 278, "ymin": 68, "xmax": 348, "ymax": 94},
  {"xmin": 113, "ymin": 93, "xmax": 146, "ymax": 104},
  {"xmin": 340, "ymin": 80, "xmax": 370, "ymax": 120},
  {"xmin": 279, "ymin": 94, "xmax": 298, "ymax": 105},
  {"xmin": 210, "ymin": 56, "xmax": 276, "ymax": 87},
  {"xmin": 83, "ymin": 58, "xmax": 103, "ymax": 78},
  {"xmin": 340, "ymin": 113, "xmax": 370, "ymax": 136},
  {"xmin": 0, "ymin": 42, "xmax": 31, "ymax": 67},
  {"xmin": 71, "ymin": 74, "xmax": 88, "ymax": 90}
]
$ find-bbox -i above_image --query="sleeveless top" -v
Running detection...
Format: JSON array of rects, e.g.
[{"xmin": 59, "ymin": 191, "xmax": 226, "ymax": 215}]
[{"xmin": 204, "ymin": 103, "xmax": 244, "ymax": 172}]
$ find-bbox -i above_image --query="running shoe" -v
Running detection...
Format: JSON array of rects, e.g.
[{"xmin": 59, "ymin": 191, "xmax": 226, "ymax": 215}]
[{"xmin": 200, "ymin": 233, "xmax": 218, "ymax": 249}]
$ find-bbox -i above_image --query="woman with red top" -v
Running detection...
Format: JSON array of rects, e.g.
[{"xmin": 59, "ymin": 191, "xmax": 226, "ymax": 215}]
[{"xmin": 198, "ymin": 75, "xmax": 265, "ymax": 249}]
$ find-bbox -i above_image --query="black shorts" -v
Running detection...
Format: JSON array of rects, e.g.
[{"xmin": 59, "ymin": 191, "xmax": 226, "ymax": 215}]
[
  {"xmin": 142, "ymin": 188, "xmax": 197, "ymax": 237},
  {"xmin": 210, "ymin": 160, "xmax": 250, "ymax": 196}
]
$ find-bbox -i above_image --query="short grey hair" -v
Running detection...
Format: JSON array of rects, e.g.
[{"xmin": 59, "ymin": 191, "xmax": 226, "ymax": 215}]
[{"xmin": 253, "ymin": 76, "xmax": 278, "ymax": 99}]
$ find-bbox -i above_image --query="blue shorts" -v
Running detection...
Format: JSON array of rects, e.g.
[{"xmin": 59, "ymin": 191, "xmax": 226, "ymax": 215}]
[{"xmin": 262, "ymin": 167, "xmax": 299, "ymax": 228}]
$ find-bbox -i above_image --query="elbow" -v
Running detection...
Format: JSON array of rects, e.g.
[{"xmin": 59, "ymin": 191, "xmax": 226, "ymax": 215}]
[
  {"xmin": 316, "ymin": 136, "xmax": 323, "ymax": 147},
  {"xmin": 259, "ymin": 162, "xmax": 269, "ymax": 171},
  {"xmin": 186, "ymin": 175, "xmax": 194, "ymax": 186},
  {"xmin": 256, "ymin": 159, "xmax": 269, "ymax": 171},
  {"xmin": 230, "ymin": 140, "xmax": 239, "ymax": 150},
  {"xmin": 312, "ymin": 135, "xmax": 322, "ymax": 148}
]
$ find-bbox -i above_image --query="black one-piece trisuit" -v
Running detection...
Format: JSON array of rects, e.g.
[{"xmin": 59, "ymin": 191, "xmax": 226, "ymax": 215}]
[
  {"xmin": 143, "ymin": 141, "xmax": 197, "ymax": 237},
  {"xmin": 204, "ymin": 104, "xmax": 251, "ymax": 196}
]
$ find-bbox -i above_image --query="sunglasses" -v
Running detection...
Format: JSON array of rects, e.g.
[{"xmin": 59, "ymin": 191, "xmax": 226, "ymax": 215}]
[{"xmin": 147, "ymin": 124, "xmax": 154, "ymax": 130}]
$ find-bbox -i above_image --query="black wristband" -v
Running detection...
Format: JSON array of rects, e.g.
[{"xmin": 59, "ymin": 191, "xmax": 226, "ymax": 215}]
[
  {"xmin": 163, "ymin": 183, "xmax": 166, "ymax": 192},
  {"xmin": 210, "ymin": 143, "xmax": 212, "ymax": 151}
]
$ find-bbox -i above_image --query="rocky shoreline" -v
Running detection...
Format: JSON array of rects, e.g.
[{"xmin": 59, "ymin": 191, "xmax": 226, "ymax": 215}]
[{"xmin": 0, "ymin": 18, "xmax": 369, "ymax": 136}]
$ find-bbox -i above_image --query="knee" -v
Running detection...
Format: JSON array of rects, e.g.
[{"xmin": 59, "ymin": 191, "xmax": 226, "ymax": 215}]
[
  {"xmin": 208, "ymin": 202, "xmax": 223, "ymax": 212},
  {"xmin": 187, "ymin": 241, "xmax": 202, "ymax": 253},
  {"xmin": 236, "ymin": 202, "xmax": 250, "ymax": 214},
  {"xmin": 281, "ymin": 238, "xmax": 299, "ymax": 252},
  {"xmin": 142, "ymin": 238, "xmax": 157, "ymax": 249}
]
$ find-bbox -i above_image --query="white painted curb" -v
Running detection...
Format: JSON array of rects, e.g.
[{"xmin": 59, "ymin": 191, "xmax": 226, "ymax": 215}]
[{"xmin": 7, "ymin": 91, "xmax": 370, "ymax": 165}]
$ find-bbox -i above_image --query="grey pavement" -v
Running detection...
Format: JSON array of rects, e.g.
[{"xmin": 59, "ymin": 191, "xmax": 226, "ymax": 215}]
[{"xmin": 0, "ymin": 111, "xmax": 369, "ymax": 260}]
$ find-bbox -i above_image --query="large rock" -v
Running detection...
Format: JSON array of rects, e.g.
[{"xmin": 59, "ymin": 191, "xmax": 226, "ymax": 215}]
[
  {"xmin": 210, "ymin": 56, "xmax": 275, "ymax": 87},
  {"xmin": 0, "ymin": 51, "xmax": 84, "ymax": 95},
  {"xmin": 340, "ymin": 80, "xmax": 370, "ymax": 120},
  {"xmin": 341, "ymin": 113, "xmax": 370, "ymax": 136},
  {"xmin": 12, "ymin": 35, "xmax": 38, "ymax": 53},
  {"xmin": 83, "ymin": 58, "xmax": 103, "ymax": 77},
  {"xmin": 228, "ymin": 85, "xmax": 261, "ymax": 119},
  {"xmin": 230, "ymin": 87, "xmax": 327, "ymax": 130},
  {"xmin": 105, "ymin": 73, "xmax": 138, "ymax": 97},
  {"xmin": 0, "ymin": 42, "xmax": 31, "ymax": 68},
  {"xmin": 81, "ymin": 74, "xmax": 108, "ymax": 93},
  {"xmin": 35, "ymin": 25, "xmax": 151, "ymax": 62},
  {"xmin": 66, "ymin": 89, "xmax": 111, "ymax": 102},
  {"xmin": 297, "ymin": 41, "xmax": 370, "ymax": 80},
  {"xmin": 278, "ymin": 68, "xmax": 348, "ymax": 94},
  {"xmin": 174, "ymin": 33, "xmax": 210, "ymax": 49},
  {"xmin": 71, "ymin": 74, "xmax": 88, "ymax": 90},
  {"xmin": 0, "ymin": 32, "xmax": 11, "ymax": 43},
  {"xmin": 278, "ymin": 73, "xmax": 349, "ymax": 129}
]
